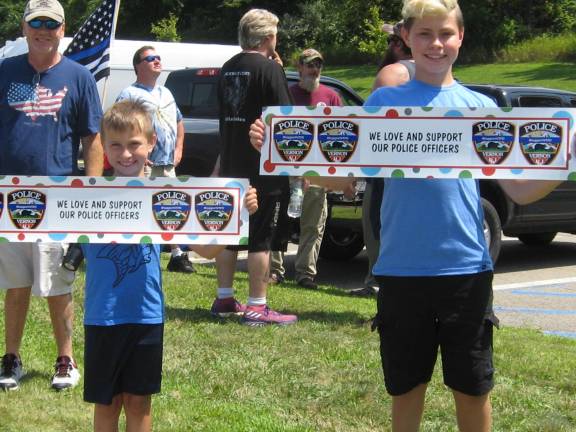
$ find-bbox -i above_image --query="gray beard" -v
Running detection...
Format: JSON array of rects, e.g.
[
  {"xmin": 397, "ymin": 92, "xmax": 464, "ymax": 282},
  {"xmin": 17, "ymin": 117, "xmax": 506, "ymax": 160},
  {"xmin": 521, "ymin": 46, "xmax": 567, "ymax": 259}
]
[{"xmin": 299, "ymin": 76, "xmax": 320, "ymax": 93}]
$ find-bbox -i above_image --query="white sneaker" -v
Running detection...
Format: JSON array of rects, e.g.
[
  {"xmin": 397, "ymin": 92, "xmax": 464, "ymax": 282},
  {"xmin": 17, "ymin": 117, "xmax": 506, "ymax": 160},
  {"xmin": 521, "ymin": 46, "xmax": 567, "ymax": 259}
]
[
  {"xmin": 51, "ymin": 356, "xmax": 80, "ymax": 390},
  {"xmin": 0, "ymin": 353, "xmax": 24, "ymax": 391}
]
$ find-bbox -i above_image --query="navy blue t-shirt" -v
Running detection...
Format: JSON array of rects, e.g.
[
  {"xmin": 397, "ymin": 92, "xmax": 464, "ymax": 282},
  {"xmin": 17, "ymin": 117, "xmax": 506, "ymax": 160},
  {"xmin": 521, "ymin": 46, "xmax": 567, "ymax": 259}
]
[{"xmin": 0, "ymin": 54, "xmax": 102, "ymax": 175}]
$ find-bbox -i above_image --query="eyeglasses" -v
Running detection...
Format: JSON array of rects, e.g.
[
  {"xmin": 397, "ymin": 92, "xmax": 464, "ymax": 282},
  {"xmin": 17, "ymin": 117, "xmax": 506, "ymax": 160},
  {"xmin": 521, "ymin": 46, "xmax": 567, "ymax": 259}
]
[
  {"xmin": 27, "ymin": 18, "xmax": 62, "ymax": 30},
  {"xmin": 304, "ymin": 61, "xmax": 323, "ymax": 69},
  {"xmin": 139, "ymin": 55, "xmax": 161, "ymax": 63}
]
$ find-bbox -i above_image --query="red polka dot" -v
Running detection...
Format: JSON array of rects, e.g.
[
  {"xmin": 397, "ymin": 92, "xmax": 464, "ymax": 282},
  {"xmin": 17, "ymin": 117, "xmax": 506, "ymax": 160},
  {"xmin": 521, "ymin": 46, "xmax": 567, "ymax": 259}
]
[
  {"xmin": 263, "ymin": 160, "xmax": 276, "ymax": 173},
  {"xmin": 71, "ymin": 179, "xmax": 84, "ymax": 187},
  {"xmin": 426, "ymin": 175, "xmax": 435, "ymax": 179},
  {"xmin": 12, "ymin": 177, "xmax": 20, "ymax": 185},
  {"xmin": 386, "ymin": 109, "xmax": 399, "ymax": 118},
  {"xmin": 323, "ymin": 107, "xmax": 332, "ymax": 115},
  {"xmin": 328, "ymin": 167, "xmax": 336, "ymax": 175},
  {"xmin": 161, "ymin": 233, "xmax": 174, "ymax": 241},
  {"xmin": 482, "ymin": 167, "xmax": 496, "ymax": 176},
  {"xmin": 18, "ymin": 233, "xmax": 25, "ymax": 241}
]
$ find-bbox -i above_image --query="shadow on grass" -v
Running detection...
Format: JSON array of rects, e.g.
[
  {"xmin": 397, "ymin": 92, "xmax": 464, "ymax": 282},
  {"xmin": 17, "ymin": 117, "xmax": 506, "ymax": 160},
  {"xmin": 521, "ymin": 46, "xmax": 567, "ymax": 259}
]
[
  {"xmin": 496, "ymin": 63, "xmax": 576, "ymax": 83},
  {"xmin": 18, "ymin": 370, "xmax": 52, "ymax": 386}
]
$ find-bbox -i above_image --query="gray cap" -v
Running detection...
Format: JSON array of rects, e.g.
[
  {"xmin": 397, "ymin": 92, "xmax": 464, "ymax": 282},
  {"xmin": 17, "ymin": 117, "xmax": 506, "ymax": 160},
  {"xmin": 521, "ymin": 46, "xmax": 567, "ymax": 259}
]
[
  {"xmin": 23, "ymin": 0, "xmax": 65, "ymax": 23},
  {"xmin": 299, "ymin": 48, "xmax": 324, "ymax": 64}
]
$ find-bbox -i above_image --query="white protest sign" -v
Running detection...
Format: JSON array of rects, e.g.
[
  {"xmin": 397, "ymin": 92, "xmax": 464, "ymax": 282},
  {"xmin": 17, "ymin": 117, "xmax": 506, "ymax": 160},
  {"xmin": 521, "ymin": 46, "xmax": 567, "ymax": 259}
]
[
  {"xmin": 260, "ymin": 106, "xmax": 576, "ymax": 180},
  {"xmin": 0, "ymin": 176, "xmax": 249, "ymax": 244}
]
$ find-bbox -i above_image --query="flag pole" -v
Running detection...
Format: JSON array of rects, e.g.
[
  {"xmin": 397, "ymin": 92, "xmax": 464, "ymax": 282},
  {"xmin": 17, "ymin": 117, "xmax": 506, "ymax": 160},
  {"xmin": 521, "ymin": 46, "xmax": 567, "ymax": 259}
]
[{"xmin": 100, "ymin": 0, "xmax": 121, "ymax": 109}]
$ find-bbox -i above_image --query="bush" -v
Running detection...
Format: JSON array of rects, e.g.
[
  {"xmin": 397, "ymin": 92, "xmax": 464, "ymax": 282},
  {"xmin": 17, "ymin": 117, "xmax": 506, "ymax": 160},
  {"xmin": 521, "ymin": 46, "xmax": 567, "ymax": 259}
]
[
  {"xmin": 499, "ymin": 33, "xmax": 576, "ymax": 63},
  {"xmin": 151, "ymin": 13, "xmax": 181, "ymax": 42}
]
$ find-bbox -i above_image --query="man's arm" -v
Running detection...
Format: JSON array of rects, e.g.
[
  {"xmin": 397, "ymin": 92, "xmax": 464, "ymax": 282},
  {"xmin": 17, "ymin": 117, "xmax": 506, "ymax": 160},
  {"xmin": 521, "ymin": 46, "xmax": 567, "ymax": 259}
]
[
  {"xmin": 174, "ymin": 120, "xmax": 184, "ymax": 167},
  {"xmin": 82, "ymin": 133, "xmax": 104, "ymax": 176},
  {"xmin": 372, "ymin": 63, "xmax": 411, "ymax": 91},
  {"xmin": 498, "ymin": 179, "xmax": 563, "ymax": 205}
]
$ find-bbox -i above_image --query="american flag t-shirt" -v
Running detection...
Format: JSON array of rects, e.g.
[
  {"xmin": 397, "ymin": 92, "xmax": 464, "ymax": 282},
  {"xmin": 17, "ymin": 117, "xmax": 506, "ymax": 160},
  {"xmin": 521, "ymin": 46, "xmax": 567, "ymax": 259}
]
[
  {"xmin": 7, "ymin": 82, "xmax": 68, "ymax": 122},
  {"xmin": 63, "ymin": 0, "xmax": 117, "ymax": 82}
]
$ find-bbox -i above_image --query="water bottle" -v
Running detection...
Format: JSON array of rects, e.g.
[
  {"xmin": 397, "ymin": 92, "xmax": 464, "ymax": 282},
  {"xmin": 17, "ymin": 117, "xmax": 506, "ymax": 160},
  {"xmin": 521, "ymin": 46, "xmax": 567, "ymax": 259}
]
[{"xmin": 287, "ymin": 177, "xmax": 304, "ymax": 218}]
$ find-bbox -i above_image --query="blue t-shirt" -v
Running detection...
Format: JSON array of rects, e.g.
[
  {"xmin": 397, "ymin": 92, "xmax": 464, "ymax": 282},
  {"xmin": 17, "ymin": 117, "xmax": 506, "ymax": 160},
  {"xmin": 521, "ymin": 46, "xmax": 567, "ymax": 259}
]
[
  {"xmin": 0, "ymin": 54, "xmax": 102, "ymax": 175},
  {"xmin": 116, "ymin": 83, "xmax": 182, "ymax": 166},
  {"xmin": 365, "ymin": 79, "xmax": 496, "ymax": 276},
  {"xmin": 81, "ymin": 243, "xmax": 164, "ymax": 326}
]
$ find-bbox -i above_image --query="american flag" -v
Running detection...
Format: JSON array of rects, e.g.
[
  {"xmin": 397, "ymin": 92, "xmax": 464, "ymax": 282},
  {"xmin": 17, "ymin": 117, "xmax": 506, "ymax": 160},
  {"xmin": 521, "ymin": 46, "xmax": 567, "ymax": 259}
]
[
  {"xmin": 63, "ymin": 0, "xmax": 118, "ymax": 82},
  {"xmin": 7, "ymin": 82, "xmax": 68, "ymax": 121}
]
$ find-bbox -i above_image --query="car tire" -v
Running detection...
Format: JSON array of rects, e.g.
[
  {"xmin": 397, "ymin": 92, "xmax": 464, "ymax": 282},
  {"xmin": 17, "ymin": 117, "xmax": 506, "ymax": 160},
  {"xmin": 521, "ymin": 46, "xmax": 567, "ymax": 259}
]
[
  {"xmin": 517, "ymin": 232, "xmax": 557, "ymax": 246},
  {"xmin": 482, "ymin": 198, "xmax": 502, "ymax": 264},
  {"xmin": 319, "ymin": 228, "xmax": 365, "ymax": 261}
]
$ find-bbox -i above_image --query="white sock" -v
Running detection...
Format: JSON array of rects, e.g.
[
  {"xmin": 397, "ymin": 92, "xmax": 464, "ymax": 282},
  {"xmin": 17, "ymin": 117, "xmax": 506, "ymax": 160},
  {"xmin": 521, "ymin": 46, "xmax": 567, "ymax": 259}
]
[
  {"xmin": 217, "ymin": 288, "xmax": 234, "ymax": 299},
  {"xmin": 171, "ymin": 247, "xmax": 183, "ymax": 258},
  {"xmin": 247, "ymin": 297, "xmax": 266, "ymax": 306}
]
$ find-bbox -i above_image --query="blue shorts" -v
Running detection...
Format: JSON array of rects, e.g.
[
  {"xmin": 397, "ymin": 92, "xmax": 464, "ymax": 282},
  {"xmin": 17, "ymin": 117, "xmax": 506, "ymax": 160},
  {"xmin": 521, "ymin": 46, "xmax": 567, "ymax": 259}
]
[
  {"xmin": 374, "ymin": 271, "xmax": 498, "ymax": 396},
  {"xmin": 84, "ymin": 323, "xmax": 163, "ymax": 405}
]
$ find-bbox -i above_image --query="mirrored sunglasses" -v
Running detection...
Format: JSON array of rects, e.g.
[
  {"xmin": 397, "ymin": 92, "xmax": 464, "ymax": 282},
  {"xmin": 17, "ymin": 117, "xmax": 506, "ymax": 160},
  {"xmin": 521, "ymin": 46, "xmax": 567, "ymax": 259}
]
[
  {"xmin": 27, "ymin": 18, "xmax": 62, "ymax": 30},
  {"xmin": 139, "ymin": 55, "xmax": 161, "ymax": 63}
]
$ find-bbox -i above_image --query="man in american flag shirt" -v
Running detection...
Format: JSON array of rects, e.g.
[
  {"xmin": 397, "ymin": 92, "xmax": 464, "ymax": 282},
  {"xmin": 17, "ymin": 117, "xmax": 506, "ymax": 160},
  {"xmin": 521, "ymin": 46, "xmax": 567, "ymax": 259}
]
[{"xmin": 0, "ymin": 0, "xmax": 103, "ymax": 391}]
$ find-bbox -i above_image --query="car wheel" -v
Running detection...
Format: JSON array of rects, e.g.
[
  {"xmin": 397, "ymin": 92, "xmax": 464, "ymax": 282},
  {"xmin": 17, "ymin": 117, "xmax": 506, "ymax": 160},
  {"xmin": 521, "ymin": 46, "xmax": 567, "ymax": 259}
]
[
  {"xmin": 482, "ymin": 198, "xmax": 502, "ymax": 264},
  {"xmin": 517, "ymin": 232, "xmax": 557, "ymax": 246},
  {"xmin": 319, "ymin": 227, "xmax": 365, "ymax": 261}
]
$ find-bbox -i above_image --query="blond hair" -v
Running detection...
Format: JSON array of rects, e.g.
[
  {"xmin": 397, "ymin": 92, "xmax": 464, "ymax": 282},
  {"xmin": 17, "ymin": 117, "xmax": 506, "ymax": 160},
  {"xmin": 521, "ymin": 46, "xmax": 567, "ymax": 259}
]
[
  {"xmin": 238, "ymin": 9, "xmax": 278, "ymax": 50},
  {"xmin": 101, "ymin": 100, "xmax": 154, "ymax": 143},
  {"xmin": 402, "ymin": 0, "xmax": 464, "ymax": 30}
]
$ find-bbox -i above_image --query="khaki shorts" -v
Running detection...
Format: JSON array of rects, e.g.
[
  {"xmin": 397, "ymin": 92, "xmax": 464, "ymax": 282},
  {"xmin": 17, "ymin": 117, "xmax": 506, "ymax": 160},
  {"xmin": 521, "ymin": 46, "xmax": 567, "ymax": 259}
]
[
  {"xmin": 144, "ymin": 164, "xmax": 176, "ymax": 178},
  {"xmin": 0, "ymin": 243, "xmax": 75, "ymax": 297}
]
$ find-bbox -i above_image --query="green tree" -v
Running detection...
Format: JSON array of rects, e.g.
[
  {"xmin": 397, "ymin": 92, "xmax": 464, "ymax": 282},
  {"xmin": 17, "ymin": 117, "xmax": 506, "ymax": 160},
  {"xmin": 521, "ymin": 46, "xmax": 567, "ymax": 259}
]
[{"xmin": 151, "ymin": 13, "xmax": 181, "ymax": 42}]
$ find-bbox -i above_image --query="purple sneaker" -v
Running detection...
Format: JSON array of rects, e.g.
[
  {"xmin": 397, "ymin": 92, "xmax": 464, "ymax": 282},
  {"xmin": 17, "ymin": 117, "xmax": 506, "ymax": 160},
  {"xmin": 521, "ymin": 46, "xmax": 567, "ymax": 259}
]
[
  {"xmin": 241, "ymin": 305, "xmax": 298, "ymax": 327},
  {"xmin": 210, "ymin": 297, "xmax": 247, "ymax": 318}
]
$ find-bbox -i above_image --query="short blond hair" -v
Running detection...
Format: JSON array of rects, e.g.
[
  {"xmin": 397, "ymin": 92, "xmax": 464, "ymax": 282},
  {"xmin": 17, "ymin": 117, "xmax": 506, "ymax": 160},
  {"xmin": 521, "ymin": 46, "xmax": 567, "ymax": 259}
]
[
  {"xmin": 402, "ymin": 0, "xmax": 464, "ymax": 30},
  {"xmin": 101, "ymin": 100, "xmax": 154, "ymax": 143},
  {"xmin": 238, "ymin": 9, "xmax": 278, "ymax": 50}
]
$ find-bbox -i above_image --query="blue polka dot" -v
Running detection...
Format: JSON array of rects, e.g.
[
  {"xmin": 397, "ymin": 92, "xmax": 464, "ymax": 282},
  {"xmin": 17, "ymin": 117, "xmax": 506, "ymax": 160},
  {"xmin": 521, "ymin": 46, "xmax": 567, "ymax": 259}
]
[
  {"xmin": 122, "ymin": 234, "xmax": 134, "ymax": 239},
  {"xmin": 439, "ymin": 168, "xmax": 453, "ymax": 174},
  {"xmin": 280, "ymin": 106, "xmax": 294, "ymax": 115},
  {"xmin": 48, "ymin": 233, "xmax": 67, "ymax": 241},
  {"xmin": 224, "ymin": 180, "xmax": 245, "ymax": 195},
  {"xmin": 510, "ymin": 169, "xmax": 524, "ymax": 175},
  {"xmin": 363, "ymin": 106, "xmax": 381, "ymax": 114},
  {"xmin": 187, "ymin": 235, "xmax": 199, "ymax": 241},
  {"xmin": 444, "ymin": 110, "xmax": 464, "ymax": 117},
  {"xmin": 49, "ymin": 176, "xmax": 67, "ymax": 183},
  {"xmin": 553, "ymin": 111, "xmax": 574, "ymax": 128},
  {"xmin": 127, "ymin": 179, "xmax": 145, "ymax": 187},
  {"xmin": 360, "ymin": 167, "xmax": 381, "ymax": 176},
  {"xmin": 278, "ymin": 171, "xmax": 291, "ymax": 177}
]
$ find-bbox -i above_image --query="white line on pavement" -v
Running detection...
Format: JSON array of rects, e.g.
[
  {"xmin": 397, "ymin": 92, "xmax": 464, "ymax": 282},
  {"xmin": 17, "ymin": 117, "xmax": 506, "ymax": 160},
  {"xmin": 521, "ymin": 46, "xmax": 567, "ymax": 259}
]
[{"xmin": 494, "ymin": 277, "xmax": 576, "ymax": 291}]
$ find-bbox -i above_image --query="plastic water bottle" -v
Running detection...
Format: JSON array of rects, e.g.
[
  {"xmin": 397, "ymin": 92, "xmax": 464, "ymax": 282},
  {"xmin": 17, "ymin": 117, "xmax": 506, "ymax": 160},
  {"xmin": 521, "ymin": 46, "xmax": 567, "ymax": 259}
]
[{"xmin": 287, "ymin": 177, "xmax": 304, "ymax": 218}]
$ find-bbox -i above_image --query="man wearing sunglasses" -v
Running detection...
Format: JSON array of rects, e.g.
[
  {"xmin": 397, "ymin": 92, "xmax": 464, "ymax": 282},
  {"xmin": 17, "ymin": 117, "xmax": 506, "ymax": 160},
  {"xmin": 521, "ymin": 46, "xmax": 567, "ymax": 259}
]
[
  {"xmin": 269, "ymin": 48, "xmax": 342, "ymax": 290},
  {"xmin": 0, "ymin": 0, "xmax": 103, "ymax": 391},
  {"xmin": 116, "ymin": 46, "xmax": 191, "ymax": 274}
]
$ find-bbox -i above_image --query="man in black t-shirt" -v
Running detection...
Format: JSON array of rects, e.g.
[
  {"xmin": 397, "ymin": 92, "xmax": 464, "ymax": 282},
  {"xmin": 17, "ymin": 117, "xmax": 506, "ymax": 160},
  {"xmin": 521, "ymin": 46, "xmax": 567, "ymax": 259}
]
[{"xmin": 211, "ymin": 9, "xmax": 297, "ymax": 326}]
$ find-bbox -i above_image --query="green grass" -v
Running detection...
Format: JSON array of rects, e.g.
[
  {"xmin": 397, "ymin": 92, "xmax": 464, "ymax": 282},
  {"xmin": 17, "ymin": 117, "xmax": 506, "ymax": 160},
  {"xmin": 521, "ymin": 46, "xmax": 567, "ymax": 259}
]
[{"xmin": 0, "ymin": 255, "xmax": 575, "ymax": 431}]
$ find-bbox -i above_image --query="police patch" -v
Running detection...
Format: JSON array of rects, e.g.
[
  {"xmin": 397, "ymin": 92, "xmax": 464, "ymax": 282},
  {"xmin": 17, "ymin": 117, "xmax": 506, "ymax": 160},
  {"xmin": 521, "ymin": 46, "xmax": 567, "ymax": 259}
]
[
  {"xmin": 195, "ymin": 191, "xmax": 234, "ymax": 232},
  {"xmin": 8, "ymin": 189, "xmax": 46, "ymax": 229},
  {"xmin": 472, "ymin": 120, "xmax": 515, "ymax": 165},
  {"xmin": 318, "ymin": 120, "xmax": 359, "ymax": 163},
  {"xmin": 152, "ymin": 190, "xmax": 191, "ymax": 231},
  {"xmin": 519, "ymin": 121, "xmax": 562, "ymax": 165},
  {"xmin": 273, "ymin": 119, "xmax": 314, "ymax": 162}
]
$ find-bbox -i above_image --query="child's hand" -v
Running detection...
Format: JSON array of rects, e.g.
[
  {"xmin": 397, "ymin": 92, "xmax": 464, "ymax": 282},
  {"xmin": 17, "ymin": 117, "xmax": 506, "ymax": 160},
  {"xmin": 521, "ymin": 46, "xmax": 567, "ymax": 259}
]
[
  {"xmin": 249, "ymin": 118, "xmax": 266, "ymax": 153},
  {"xmin": 244, "ymin": 186, "xmax": 258, "ymax": 215}
]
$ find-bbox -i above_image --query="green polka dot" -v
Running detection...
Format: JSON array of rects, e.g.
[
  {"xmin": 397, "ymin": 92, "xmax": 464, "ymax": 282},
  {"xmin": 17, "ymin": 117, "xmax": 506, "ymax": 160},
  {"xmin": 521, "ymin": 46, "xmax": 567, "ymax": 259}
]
[
  {"xmin": 140, "ymin": 236, "xmax": 153, "ymax": 244},
  {"xmin": 485, "ymin": 114, "xmax": 496, "ymax": 118},
  {"xmin": 177, "ymin": 175, "xmax": 191, "ymax": 182},
  {"xmin": 306, "ymin": 105, "xmax": 315, "ymax": 110},
  {"xmin": 0, "ymin": 176, "xmax": 5, "ymax": 180},
  {"xmin": 421, "ymin": 107, "xmax": 433, "ymax": 112},
  {"xmin": 459, "ymin": 170, "xmax": 473, "ymax": 178},
  {"xmin": 349, "ymin": 113, "xmax": 358, "ymax": 117},
  {"xmin": 568, "ymin": 172, "xmax": 576, "ymax": 181},
  {"xmin": 500, "ymin": 107, "xmax": 513, "ymax": 113},
  {"xmin": 239, "ymin": 237, "xmax": 249, "ymax": 246},
  {"xmin": 391, "ymin": 169, "xmax": 405, "ymax": 178},
  {"xmin": 104, "ymin": 176, "xmax": 116, "ymax": 181},
  {"xmin": 264, "ymin": 114, "xmax": 275, "ymax": 125},
  {"xmin": 0, "ymin": 237, "xmax": 9, "ymax": 244},
  {"xmin": 77, "ymin": 235, "xmax": 90, "ymax": 243},
  {"xmin": 302, "ymin": 170, "xmax": 320, "ymax": 177}
]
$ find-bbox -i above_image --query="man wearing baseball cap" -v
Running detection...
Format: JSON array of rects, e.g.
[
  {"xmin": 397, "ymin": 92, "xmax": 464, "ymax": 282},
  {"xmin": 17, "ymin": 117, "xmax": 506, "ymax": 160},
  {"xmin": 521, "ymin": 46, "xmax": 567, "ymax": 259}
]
[
  {"xmin": 0, "ymin": 0, "xmax": 103, "ymax": 390},
  {"xmin": 270, "ymin": 48, "xmax": 342, "ymax": 290}
]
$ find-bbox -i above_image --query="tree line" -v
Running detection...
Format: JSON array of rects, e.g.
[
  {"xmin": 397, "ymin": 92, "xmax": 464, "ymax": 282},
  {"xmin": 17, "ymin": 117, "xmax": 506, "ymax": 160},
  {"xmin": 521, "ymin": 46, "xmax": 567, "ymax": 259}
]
[{"xmin": 2, "ymin": 0, "xmax": 576, "ymax": 64}]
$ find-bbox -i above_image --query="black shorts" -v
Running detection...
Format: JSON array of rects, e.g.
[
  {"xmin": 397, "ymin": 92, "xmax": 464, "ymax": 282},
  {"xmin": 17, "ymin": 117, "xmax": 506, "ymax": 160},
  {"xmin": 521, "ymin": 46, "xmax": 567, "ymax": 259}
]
[
  {"xmin": 374, "ymin": 271, "xmax": 498, "ymax": 397},
  {"xmin": 84, "ymin": 323, "xmax": 164, "ymax": 405},
  {"xmin": 227, "ymin": 191, "xmax": 289, "ymax": 253}
]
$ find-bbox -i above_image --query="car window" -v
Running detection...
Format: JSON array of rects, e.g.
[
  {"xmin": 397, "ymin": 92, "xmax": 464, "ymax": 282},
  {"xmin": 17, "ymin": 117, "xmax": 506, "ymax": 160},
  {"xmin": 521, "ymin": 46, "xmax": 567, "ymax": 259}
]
[
  {"xmin": 517, "ymin": 95, "xmax": 563, "ymax": 107},
  {"xmin": 166, "ymin": 75, "xmax": 219, "ymax": 118}
]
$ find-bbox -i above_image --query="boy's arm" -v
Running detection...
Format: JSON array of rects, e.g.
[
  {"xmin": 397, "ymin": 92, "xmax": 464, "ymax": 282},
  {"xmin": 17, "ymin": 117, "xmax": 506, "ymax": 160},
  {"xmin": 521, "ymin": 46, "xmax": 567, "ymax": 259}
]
[
  {"xmin": 249, "ymin": 119, "xmax": 355, "ymax": 192},
  {"xmin": 497, "ymin": 179, "xmax": 563, "ymax": 205}
]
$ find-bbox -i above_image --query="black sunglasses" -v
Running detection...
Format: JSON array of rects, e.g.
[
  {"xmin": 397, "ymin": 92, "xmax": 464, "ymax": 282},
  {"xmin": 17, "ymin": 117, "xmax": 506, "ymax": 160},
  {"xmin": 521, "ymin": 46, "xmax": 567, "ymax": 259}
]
[
  {"xmin": 139, "ymin": 55, "xmax": 161, "ymax": 63},
  {"xmin": 27, "ymin": 18, "xmax": 62, "ymax": 30}
]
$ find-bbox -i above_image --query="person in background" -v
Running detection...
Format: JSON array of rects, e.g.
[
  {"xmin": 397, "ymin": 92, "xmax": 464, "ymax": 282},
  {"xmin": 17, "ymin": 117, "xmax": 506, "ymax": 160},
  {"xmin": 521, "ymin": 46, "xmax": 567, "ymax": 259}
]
[
  {"xmin": 116, "ymin": 46, "xmax": 194, "ymax": 274},
  {"xmin": 0, "ymin": 0, "xmax": 103, "ymax": 391},
  {"xmin": 269, "ymin": 48, "xmax": 342, "ymax": 290}
]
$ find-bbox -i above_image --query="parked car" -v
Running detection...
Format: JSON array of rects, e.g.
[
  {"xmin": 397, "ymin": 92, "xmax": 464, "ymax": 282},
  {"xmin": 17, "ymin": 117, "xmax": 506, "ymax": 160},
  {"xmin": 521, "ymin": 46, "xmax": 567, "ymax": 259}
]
[{"xmin": 164, "ymin": 68, "xmax": 576, "ymax": 263}]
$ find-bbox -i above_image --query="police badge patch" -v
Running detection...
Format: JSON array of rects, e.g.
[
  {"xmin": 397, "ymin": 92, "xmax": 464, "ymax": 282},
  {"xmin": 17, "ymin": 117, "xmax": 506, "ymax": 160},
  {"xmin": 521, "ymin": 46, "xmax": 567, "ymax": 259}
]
[
  {"xmin": 472, "ymin": 120, "xmax": 515, "ymax": 165},
  {"xmin": 273, "ymin": 119, "xmax": 314, "ymax": 162},
  {"xmin": 519, "ymin": 121, "xmax": 562, "ymax": 165},
  {"xmin": 318, "ymin": 120, "xmax": 359, "ymax": 163},
  {"xmin": 152, "ymin": 191, "xmax": 192, "ymax": 231},
  {"xmin": 195, "ymin": 191, "xmax": 234, "ymax": 232},
  {"xmin": 8, "ymin": 189, "xmax": 46, "ymax": 229}
]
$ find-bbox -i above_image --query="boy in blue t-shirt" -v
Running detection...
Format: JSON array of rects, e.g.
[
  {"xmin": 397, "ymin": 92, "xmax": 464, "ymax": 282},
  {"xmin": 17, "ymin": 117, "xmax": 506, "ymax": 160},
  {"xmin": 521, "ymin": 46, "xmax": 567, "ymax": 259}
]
[{"xmin": 82, "ymin": 100, "xmax": 257, "ymax": 431}]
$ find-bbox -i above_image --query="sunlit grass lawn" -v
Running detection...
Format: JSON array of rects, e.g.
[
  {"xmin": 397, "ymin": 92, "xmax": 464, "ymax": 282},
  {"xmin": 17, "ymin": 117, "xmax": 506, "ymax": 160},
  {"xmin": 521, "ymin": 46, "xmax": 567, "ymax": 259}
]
[{"xmin": 0, "ymin": 254, "xmax": 575, "ymax": 431}]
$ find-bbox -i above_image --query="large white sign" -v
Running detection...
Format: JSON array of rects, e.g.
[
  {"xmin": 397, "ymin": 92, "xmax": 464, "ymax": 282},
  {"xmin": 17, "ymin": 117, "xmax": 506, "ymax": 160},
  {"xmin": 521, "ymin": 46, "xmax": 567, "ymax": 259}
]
[
  {"xmin": 0, "ymin": 176, "xmax": 250, "ymax": 244},
  {"xmin": 260, "ymin": 106, "xmax": 576, "ymax": 180}
]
